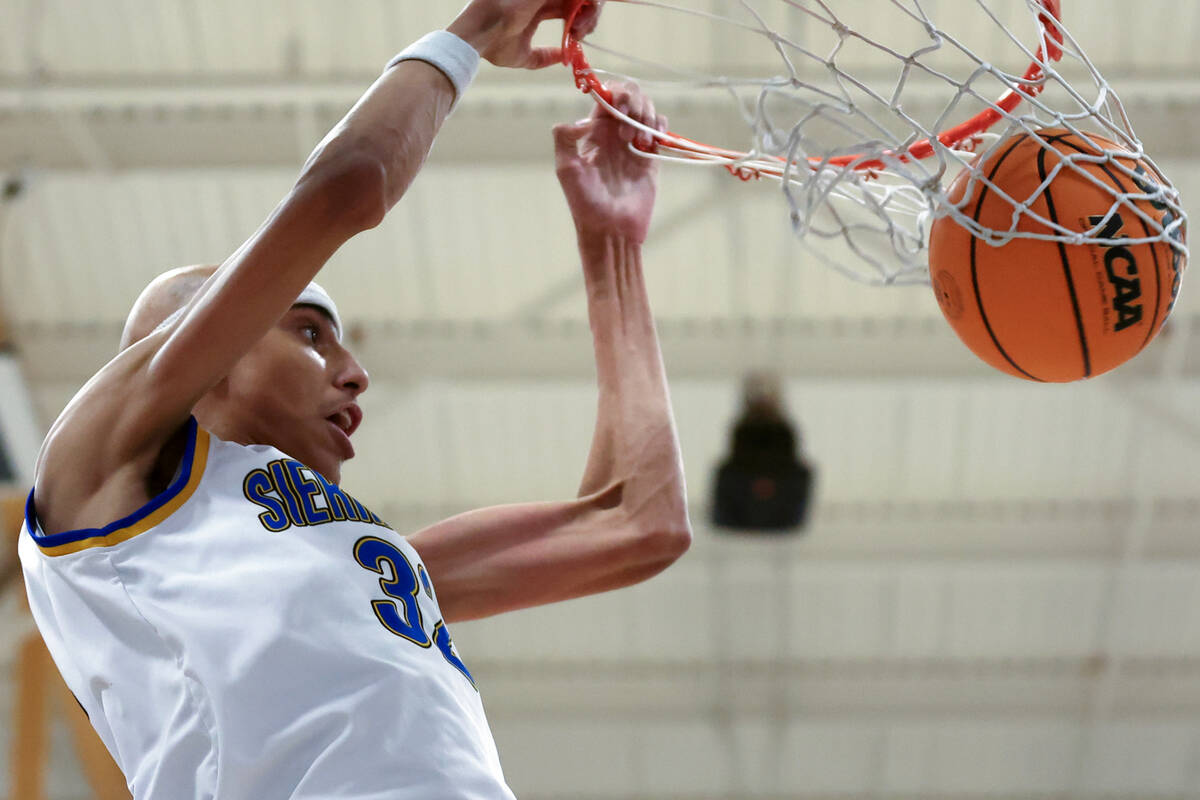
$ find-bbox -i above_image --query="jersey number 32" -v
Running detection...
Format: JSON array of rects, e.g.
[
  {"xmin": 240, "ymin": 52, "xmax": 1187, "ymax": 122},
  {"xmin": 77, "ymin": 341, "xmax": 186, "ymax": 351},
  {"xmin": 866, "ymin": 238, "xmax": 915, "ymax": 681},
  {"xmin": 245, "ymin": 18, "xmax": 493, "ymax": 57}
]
[{"xmin": 353, "ymin": 536, "xmax": 477, "ymax": 689}]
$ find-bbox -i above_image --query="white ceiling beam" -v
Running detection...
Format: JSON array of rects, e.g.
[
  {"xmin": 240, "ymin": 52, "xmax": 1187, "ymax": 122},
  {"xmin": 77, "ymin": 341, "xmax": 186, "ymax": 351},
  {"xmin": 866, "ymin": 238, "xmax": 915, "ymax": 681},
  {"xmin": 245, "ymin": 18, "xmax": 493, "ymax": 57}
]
[
  {"xmin": 473, "ymin": 656, "xmax": 1200, "ymax": 717},
  {"xmin": 0, "ymin": 79, "xmax": 582, "ymax": 114},
  {"xmin": 53, "ymin": 110, "xmax": 113, "ymax": 172},
  {"xmin": 375, "ymin": 500, "xmax": 1200, "ymax": 562},
  {"xmin": 3, "ymin": 77, "xmax": 1200, "ymax": 172},
  {"xmin": 15, "ymin": 314, "xmax": 1200, "ymax": 383},
  {"xmin": 3, "ymin": 74, "xmax": 1200, "ymax": 115}
]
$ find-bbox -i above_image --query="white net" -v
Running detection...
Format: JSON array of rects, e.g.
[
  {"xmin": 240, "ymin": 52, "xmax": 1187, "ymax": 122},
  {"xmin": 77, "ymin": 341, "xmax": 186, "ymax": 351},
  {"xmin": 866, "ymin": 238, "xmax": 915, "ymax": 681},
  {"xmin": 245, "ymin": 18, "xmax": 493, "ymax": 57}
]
[{"xmin": 567, "ymin": 0, "xmax": 1189, "ymax": 287}]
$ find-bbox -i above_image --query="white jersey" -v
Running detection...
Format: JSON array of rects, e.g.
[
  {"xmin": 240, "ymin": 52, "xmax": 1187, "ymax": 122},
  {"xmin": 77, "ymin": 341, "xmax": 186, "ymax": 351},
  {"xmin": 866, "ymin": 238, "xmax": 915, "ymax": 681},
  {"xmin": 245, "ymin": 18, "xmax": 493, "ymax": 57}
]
[{"xmin": 19, "ymin": 418, "xmax": 515, "ymax": 800}]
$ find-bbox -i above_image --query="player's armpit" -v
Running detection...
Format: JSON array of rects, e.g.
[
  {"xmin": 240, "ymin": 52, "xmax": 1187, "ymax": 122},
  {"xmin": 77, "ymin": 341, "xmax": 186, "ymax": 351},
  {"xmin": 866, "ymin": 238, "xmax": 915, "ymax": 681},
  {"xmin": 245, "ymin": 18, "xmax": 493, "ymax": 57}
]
[{"xmin": 407, "ymin": 490, "xmax": 690, "ymax": 623}]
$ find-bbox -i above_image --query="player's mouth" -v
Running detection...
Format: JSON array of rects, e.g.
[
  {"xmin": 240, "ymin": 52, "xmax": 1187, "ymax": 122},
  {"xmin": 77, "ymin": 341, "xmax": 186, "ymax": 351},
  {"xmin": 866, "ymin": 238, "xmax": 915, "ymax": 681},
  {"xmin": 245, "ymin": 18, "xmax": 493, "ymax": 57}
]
[{"xmin": 325, "ymin": 403, "xmax": 363, "ymax": 458}]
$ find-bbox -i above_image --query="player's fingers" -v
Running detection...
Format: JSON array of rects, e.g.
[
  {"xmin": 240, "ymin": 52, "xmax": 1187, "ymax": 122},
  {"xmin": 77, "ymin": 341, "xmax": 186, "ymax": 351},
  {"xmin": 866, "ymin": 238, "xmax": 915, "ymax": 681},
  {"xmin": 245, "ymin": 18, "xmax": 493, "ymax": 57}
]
[
  {"xmin": 604, "ymin": 83, "xmax": 637, "ymax": 143},
  {"xmin": 619, "ymin": 115, "xmax": 636, "ymax": 145},
  {"xmin": 553, "ymin": 120, "xmax": 590, "ymax": 146},
  {"xmin": 525, "ymin": 47, "xmax": 564, "ymax": 70},
  {"xmin": 553, "ymin": 120, "xmax": 591, "ymax": 170},
  {"xmin": 626, "ymin": 85, "xmax": 655, "ymax": 126},
  {"xmin": 535, "ymin": 10, "xmax": 566, "ymax": 27},
  {"xmin": 570, "ymin": 0, "xmax": 604, "ymax": 37},
  {"xmin": 633, "ymin": 93, "xmax": 656, "ymax": 150},
  {"xmin": 534, "ymin": 1, "xmax": 570, "ymax": 21},
  {"xmin": 609, "ymin": 82, "xmax": 652, "ymax": 149},
  {"xmin": 608, "ymin": 81, "xmax": 637, "ymax": 107},
  {"xmin": 589, "ymin": 81, "xmax": 624, "ymax": 120}
]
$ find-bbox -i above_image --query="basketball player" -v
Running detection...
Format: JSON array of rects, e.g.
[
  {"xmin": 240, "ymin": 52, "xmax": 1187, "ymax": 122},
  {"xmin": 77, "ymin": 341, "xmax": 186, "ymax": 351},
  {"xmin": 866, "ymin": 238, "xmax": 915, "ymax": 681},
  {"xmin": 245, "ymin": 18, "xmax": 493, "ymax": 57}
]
[{"xmin": 17, "ymin": 1, "xmax": 690, "ymax": 797}]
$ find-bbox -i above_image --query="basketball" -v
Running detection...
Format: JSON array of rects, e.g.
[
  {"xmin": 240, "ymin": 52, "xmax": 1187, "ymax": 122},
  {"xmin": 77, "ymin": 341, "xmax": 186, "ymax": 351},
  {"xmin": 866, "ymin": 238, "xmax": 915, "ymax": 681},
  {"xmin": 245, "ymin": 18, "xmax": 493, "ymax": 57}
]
[{"xmin": 928, "ymin": 128, "xmax": 1187, "ymax": 382}]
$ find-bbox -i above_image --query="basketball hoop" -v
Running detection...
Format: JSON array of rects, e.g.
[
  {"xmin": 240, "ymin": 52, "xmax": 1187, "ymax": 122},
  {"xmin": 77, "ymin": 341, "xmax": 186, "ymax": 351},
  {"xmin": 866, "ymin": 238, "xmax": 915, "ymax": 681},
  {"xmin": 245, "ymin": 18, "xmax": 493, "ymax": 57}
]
[
  {"xmin": 565, "ymin": 0, "xmax": 1064, "ymax": 175},
  {"xmin": 560, "ymin": 1, "xmax": 1187, "ymax": 288}
]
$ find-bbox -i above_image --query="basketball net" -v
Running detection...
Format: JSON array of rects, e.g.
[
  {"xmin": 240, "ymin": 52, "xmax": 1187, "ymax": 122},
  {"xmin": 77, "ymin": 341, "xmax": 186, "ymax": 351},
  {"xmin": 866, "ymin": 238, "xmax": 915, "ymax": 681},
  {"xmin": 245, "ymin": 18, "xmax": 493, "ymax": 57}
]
[{"xmin": 563, "ymin": 0, "xmax": 1188, "ymax": 287}]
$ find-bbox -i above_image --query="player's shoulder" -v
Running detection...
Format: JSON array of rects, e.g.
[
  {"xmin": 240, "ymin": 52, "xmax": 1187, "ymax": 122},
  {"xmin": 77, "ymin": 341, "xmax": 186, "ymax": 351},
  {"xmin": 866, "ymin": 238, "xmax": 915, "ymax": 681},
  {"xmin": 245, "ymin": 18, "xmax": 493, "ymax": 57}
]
[
  {"xmin": 32, "ymin": 354, "xmax": 196, "ymax": 544},
  {"xmin": 38, "ymin": 323, "xmax": 197, "ymax": 509}
]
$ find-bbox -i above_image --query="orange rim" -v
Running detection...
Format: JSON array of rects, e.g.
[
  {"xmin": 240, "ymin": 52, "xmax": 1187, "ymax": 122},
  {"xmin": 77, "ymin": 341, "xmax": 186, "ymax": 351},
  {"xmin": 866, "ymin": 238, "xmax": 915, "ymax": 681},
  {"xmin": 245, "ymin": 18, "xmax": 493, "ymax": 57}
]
[{"xmin": 562, "ymin": 0, "xmax": 1066, "ymax": 179}]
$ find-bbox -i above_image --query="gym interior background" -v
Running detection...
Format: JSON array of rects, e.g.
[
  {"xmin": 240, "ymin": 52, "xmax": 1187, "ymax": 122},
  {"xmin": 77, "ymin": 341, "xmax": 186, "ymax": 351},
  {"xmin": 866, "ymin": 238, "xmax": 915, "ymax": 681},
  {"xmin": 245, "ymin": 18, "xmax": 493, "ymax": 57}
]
[{"xmin": 2, "ymin": 1, "xmax": 1200, "ymax": 797}]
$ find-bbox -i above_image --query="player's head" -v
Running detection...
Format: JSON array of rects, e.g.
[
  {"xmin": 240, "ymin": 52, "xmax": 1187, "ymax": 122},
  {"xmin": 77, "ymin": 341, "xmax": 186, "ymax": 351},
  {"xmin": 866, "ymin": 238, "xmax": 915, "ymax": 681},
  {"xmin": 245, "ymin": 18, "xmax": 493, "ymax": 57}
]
[{"xmin": 122, "ymin": 265, "xmax": 369, "ymax": 484}]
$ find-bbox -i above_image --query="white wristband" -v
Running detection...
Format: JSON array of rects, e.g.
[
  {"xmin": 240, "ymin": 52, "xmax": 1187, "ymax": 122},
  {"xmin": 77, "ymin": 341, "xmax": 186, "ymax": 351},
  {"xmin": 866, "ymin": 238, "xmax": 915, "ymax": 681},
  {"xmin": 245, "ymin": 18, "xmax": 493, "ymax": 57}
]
[{"xmin": 385, "ymin": 31, "xmax": 480, "ymax": 102}]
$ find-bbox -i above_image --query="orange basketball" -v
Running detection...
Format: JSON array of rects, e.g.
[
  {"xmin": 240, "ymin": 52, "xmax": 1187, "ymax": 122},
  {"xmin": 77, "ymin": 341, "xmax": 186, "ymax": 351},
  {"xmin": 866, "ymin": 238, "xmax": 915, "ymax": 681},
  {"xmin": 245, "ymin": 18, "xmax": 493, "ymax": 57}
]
[{"xmin": 929, "ymin": 128, "xmax": 1187, "ymax": 382}]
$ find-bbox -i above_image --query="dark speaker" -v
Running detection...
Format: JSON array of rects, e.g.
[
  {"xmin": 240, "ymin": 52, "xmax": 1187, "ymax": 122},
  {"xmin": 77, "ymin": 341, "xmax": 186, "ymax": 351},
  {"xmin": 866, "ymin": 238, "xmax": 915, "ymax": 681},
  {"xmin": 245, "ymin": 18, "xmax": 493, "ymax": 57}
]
[{"xmin": 711, "ymin": 376, "xmax": 815, "ymax": 533}]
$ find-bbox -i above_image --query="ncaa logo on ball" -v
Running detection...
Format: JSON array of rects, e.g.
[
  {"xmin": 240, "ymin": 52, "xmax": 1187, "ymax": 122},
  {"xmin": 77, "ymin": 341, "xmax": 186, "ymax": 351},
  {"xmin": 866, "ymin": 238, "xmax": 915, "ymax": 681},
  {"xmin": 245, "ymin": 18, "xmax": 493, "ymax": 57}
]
[{"xmin": 1085, "ymin": 212, "xmax": 1143, "ymax": 335}]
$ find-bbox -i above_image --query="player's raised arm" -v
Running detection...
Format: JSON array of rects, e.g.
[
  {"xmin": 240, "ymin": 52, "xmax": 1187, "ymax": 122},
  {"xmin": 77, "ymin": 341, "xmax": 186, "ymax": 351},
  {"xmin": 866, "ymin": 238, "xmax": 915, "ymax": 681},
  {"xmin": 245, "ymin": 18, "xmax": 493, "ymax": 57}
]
[
  {"xmin": 409, "ymin": 84, "xmax": 691, "ymax": 622},
  {"xmin": 33, "ymin": 0, "xmax": 600, "ymax": 537}
]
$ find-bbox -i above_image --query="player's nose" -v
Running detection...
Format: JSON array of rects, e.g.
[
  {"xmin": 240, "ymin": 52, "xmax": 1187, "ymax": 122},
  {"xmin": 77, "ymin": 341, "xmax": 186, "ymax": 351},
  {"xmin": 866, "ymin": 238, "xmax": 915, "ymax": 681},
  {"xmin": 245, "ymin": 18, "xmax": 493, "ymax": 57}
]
[{"xmin": 334, "ymin": 346, "xmax": 370, "ymax": 397}]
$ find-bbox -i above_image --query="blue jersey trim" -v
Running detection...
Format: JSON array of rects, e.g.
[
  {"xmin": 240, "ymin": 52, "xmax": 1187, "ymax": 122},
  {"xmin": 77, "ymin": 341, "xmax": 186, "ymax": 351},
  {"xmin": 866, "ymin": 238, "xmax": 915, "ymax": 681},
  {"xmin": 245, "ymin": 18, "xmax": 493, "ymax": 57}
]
[{"xmin": 27, "ymin": 417, "xmax": 201, "ymax": 549}]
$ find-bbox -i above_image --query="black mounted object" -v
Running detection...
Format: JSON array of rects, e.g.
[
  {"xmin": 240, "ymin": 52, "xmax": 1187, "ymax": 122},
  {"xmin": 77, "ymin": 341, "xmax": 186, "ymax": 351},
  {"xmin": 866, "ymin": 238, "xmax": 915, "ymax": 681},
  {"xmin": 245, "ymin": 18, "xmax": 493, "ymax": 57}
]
[{"xmin": 712, "ymin": 374, "xmax": 815, "ymax": 533}]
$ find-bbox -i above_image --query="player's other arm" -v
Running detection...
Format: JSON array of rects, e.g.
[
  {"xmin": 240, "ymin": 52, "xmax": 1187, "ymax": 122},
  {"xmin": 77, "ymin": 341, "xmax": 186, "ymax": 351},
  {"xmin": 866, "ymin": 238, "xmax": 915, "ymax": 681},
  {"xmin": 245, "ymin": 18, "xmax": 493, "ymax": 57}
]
[
  {"xmin": 33, "ymin": 1, "xmax": 595, "ymax": 533},
  {"xmin": 409, "ymin": 86, "xmax": 691, "ymax": 623}
]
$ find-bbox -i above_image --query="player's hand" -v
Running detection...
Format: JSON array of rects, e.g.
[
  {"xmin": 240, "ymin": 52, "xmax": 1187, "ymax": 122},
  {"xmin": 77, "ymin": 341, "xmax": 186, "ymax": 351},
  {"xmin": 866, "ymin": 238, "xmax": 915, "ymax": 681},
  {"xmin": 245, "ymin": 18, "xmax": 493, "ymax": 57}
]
[
  {"xmin": 554, "ymin": 83, "xmax": 666, "ymax": 244},
  {"xmin": 448, "ymin": 0, "xmax": 604, "ymax": 70}
]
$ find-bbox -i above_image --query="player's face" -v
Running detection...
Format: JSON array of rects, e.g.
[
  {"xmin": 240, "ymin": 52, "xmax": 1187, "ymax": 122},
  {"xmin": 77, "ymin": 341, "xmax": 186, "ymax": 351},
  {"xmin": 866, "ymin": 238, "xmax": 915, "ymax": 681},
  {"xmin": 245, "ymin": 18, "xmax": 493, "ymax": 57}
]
[{"xmin": 216, "ymin": 305, "xmax": 368, "ymax": 484}]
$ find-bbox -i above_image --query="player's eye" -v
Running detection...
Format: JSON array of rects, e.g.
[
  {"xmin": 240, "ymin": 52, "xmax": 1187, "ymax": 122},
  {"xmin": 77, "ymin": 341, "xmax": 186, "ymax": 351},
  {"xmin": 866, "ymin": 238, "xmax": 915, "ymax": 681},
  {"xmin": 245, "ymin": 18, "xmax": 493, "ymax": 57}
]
[{"xmin": 301, "ymin": 324, "xmax": 320, "ymax": 344}]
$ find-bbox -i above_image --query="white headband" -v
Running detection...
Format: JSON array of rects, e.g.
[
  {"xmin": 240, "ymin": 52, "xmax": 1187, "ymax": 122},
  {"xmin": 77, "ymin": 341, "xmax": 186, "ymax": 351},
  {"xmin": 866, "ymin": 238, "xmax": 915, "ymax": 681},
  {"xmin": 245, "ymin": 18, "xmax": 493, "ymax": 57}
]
[
  {"xmin": 295, "ymin": 282, "xmax": 342, "ymax": 342},
  {"xmin": 138, "ymin": 280, "xmax": 344, "ymax": 349}
]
